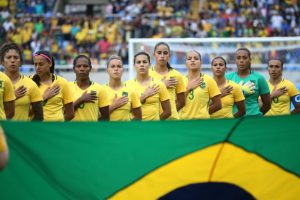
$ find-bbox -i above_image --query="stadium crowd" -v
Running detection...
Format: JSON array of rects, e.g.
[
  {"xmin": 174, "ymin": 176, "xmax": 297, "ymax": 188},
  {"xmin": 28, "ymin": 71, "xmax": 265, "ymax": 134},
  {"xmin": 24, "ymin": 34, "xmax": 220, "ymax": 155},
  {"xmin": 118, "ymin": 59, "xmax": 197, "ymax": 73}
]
[{"xmin": 0, "ymin": 0, "xmax": 300, "ymax": 65}]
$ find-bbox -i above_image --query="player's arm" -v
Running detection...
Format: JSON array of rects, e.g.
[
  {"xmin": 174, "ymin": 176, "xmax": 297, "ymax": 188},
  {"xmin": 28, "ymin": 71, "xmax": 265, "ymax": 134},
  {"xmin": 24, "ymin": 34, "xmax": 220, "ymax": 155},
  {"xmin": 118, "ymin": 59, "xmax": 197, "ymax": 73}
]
[
  {"xmin": 176, "ymin": 92, "xmax": 185, "ymax": 111},
  {"xmin": 4, "ymin": 100, "xmax": 15, "ymax": 119},
  {"xmin": 260, "ymin": 93, "xmax": 271, "ymax": 115},
  {"xmin": 64, "ymin": 102, "xmax": 74, "ymax": 121},
  {"xmin": 209, "ymin": 94, "xmax": 222, "ymax": 114},
  {"xmin": 160, "ymin": 99, "xmax": 171, "ymax": 120},
  {"xmin": 234, "ymin": 100, "xmax": 246, "ymax": 118},
  {"xmin": 31, "ymin": 101, "xmax": 44, "ymax": 121},
  {"xmin": 99, "ymin": 106, "xmax": 110, "ymax": 121},
  {"xmin": 131, "ymin": 107, "xmax": 142, "ymax": 120}
]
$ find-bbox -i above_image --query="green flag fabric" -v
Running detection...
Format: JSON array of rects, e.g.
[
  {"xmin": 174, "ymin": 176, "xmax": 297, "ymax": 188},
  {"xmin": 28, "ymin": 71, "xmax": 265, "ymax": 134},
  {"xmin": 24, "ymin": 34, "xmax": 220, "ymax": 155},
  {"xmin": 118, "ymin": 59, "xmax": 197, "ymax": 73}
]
[{"xmin": 0, "ymin": 115, "xmax": 299, "ymax": 199}]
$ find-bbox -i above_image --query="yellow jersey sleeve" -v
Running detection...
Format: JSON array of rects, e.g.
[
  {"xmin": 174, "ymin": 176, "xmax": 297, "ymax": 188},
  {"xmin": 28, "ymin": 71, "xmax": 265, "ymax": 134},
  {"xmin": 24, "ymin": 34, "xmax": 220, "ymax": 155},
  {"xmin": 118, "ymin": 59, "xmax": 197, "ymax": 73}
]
[
  {"xmin": 159, "ymin": 81, "xmax": 170, "ymax": 102},
  {"xmin": 98, "ymin": 85, "xmax": 110, "ymax": 108},
  {"xmin": 59, "ymin": 77, "xmax": 73, "ymax": 104},
  {"xmin": 28, "ymin": 78, "xmax": 43, "ymax": 103},
  {"xmin": 287, "ymin": 80, "xmax": 299, "ymax": 97},
  {"xmin": 174, "ymin": 71, "xmax": 186, "ymax": 94},
  {"xmin": 207, "ymin": 76, "xmax": 221, "ymax": 98},
  {"xmin": 3, "ymin": 74, "xmax": 16, "ymax": 102},
  {"xmin": 130, "ymin": 90, "xmax": 141, "ymax": 109}
]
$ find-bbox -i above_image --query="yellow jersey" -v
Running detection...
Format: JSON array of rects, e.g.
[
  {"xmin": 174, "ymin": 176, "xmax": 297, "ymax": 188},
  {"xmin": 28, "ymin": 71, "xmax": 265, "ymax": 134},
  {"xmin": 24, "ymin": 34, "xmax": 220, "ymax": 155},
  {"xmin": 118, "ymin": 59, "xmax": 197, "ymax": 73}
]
[
  {"xmin": 13, "ymin": 74, "xmax": 43, "ymax": 121},
  {"xmin": 266, "ymin": 79, "xmax": 299, "ymax": 116},
  {"xmin": 126, "ymin": 79, "xmax": 169, "ymax": 121},
  {"xmin": 70, "ymin": 81, "xmax": 110, "ymax": 121},
  {"xmin": 103, "ymin": 83, "xmax": 141, "ymax": 121},
  {"xmin": 149, "ymin": 68, "xmax": 186, "ymax": 119},
  {"xmin": 211, "ymin": 80, "xmax": 245, "ymax": 119},
  {"xmin": 180, "ymin": 74, "xmax": 220, "ymax": 119},
  {"xmin": 38, "ymin": 74, "xmax": 73, "ymax": 121}
]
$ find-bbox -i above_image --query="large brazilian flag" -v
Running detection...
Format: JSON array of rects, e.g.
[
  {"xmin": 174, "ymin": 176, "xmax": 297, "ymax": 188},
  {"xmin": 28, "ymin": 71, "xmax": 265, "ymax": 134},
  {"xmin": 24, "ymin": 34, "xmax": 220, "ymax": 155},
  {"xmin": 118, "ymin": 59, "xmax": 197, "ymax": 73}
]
[{"xmin": 0, "ymin": 115, "xmax": 299, "ymax": 199}]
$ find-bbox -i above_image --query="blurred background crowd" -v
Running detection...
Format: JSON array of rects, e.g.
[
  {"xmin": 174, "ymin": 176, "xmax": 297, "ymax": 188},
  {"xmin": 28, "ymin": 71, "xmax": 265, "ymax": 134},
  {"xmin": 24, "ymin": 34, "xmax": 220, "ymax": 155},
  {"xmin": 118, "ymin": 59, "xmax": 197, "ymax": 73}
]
[{"xmin": 0, "ymin": 0, "xmax": 300, "ymax": 66}]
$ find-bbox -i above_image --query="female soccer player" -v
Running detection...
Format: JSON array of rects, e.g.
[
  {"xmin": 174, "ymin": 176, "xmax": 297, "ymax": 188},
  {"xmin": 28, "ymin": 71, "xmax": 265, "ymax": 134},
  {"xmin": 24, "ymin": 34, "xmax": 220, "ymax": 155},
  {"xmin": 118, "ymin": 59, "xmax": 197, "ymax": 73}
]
[
  {"xmin": 104, "ymin": 55, "xmax": 142, "ymax": 121},
  {"xmin": 32, "ymin": 50, "xmax": 74, "ymax": 121},
  {"xmin": 210, "ymin": 56, "xmax": 245, "ymax": 118},
  {"xmin": 150, "ymin": 42, "xmax": 186, "ymax": 120},
  {"xmin": 180, "ymin": 50, "xmax": 221, "ymax": 119},
  {"xmin": 265, "ymin": 58, "xmax": 300, "ymax": 115},
  {"xmin": 126, "ymin": 51, "xmax": 171, "ymax": 120},
  {"xmin": 226, "ymin": 47, "xmax": 271, "ymax": 116},
  {"xmin": 1, "ymin": 42, "xmax": 43, "ymax": 121},
  {"xmin": 71, "ymin": 55, "xmax": 110, "ymax": 121}
]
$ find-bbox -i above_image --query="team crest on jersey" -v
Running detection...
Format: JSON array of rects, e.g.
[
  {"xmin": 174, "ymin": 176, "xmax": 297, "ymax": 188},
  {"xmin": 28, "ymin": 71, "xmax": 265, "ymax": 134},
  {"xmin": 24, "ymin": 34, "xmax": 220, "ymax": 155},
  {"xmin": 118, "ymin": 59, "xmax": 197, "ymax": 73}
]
[
  {"xmin": 122, "ymin": 91, "xmax": 128, "ymax": 97},
  {"xmin": 200, "ymin": 82, "xmax": 206, "ymax": 89}
]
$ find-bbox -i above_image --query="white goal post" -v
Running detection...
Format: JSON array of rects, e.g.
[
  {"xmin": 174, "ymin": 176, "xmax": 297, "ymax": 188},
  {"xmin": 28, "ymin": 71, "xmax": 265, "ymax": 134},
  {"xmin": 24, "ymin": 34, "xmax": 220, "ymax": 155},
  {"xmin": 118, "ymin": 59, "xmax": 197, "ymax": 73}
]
[{"xmin": 128, "ymin": 37, "xmax": 300, "ymax": 80}]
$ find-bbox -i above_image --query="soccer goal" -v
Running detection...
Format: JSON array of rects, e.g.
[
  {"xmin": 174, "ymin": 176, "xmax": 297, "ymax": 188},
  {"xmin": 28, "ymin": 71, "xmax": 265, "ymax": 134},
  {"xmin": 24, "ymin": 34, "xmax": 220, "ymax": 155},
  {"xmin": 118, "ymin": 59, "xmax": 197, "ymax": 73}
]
[{"xmin": 128, "ymin": 37, "xmax": 300, "ymax": 80}]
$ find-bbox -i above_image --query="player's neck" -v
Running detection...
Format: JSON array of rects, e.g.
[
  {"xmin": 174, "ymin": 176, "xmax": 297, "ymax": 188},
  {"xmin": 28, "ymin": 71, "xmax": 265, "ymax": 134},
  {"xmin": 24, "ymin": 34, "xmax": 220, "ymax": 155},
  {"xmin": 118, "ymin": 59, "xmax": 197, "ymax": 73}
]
[
  {"xmin": 269, "ymin": 76, "xmax": 282, "ymax": 85},
  {"xmin": 136, "ymin": 74, "xmax": 151, "ymax": 85},
  {"xmin": 5, "ymin": 70, "xmax": 20, "ymax": 84},
  {"xmin": 154, "ymin": 64, "xmax": 169, "ymax": 75},
  {"xmin": 237, "ymin": 69, "xmax": 250, "ymax": 78},
  {"xmin": 188, "ymin": 70, "xmax": 200, "ymax": 80},
  {"xmin": 214, "ymin": 76, "xmax": 227, "ymax": 87},
  {"xmin": 76, "ymin": 78, "xmax": 91, "ymax": 89},
  {"xmin": 109, "ymin": 79, "xmax": 122, "ymax": 90},
  {"xmin": 40, "ymin": 72, "xmax": 52, "ymax": 83}
]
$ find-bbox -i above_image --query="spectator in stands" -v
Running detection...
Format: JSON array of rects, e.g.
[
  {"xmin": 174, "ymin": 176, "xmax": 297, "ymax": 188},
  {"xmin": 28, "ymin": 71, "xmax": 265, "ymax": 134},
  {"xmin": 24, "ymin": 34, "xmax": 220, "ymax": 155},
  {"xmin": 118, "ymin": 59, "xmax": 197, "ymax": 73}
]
[
  {"xmin": 97, "ymin": 36, "xmax": 111, "ymax": 61},
  {"xmin": 104, "ymin": 55, "xmax": 142, "ymax": 121},
  {"xmin": 265, "ymin": 58, "xmax": 300, "ymax": 115},
  {"xmin": 226, "ymin": 47, "xmax": 271, "ymax": 116},
  {"xmin": 126, "ymin": 51, "xmax": 171, "ymax": 120},
  {"xmin": 3, "ymin": 0, "xmax": 300, "ymax": 65},
  {"xmin": 70, "ymin": 55, "xmax": 110, "ymax": 121},
  {"xmin": 1, "ymin": 42, "xmax": 43, "ymax": 121},
  {"xmin": 32, "ymin": 50, "xmax": 74, "ymax": 121},
  {"xmin": 150, "ymin": 42, "xmax": 185, "ymax": 120},
  {"xmin": 210, "ymin": 56, "xmax": 245, "ymax": 119},
  {"xmin": 180, "ymin": 50, "xmax": 221, "ymax": 119}
]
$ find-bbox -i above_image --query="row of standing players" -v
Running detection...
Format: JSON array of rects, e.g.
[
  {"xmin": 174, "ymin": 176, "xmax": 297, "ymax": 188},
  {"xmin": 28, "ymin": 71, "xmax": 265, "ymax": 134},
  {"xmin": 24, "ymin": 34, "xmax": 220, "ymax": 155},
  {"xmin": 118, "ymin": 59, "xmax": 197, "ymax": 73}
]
[
  {"xmin": 1, "ymin": 41, "xmax": 300, "ymax": 170},
  {"xmin": 0, "ymin": 42, "xmax": 300, "ymax": 123}
]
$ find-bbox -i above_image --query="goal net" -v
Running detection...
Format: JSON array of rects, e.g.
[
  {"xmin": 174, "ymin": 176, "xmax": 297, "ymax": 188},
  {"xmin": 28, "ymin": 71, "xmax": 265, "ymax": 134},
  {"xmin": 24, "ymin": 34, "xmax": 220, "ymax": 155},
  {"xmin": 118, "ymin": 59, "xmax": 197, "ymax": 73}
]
[{"xmin": 128, "ymin": 37, "xmax": 300, "ymax": 80}]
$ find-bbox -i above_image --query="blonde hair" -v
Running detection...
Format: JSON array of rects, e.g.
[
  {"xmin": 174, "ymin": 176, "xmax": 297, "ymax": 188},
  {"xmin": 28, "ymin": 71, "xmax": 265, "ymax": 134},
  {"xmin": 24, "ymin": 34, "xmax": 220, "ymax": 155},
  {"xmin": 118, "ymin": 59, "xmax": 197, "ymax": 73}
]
[{"xmin": 106, "ymin": 55, "xmax": 123, "ymax": 68}]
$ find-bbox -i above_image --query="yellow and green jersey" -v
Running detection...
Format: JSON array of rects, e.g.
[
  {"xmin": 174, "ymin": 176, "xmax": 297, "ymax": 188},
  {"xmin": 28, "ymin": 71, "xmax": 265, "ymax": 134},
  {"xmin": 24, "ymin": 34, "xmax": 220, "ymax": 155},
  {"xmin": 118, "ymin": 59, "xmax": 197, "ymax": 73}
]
[
  {"xmin": 38, "ymin": 74, "xmax": 73, "ymax": 121},
  {"xmin": 266, "ymin": 79, "xmax": 299, "ymax": 116},
  {"xmin": 13, "ymin": 74, "xmax": 43, "ymax": 121},
  {"xmin": 211, "ymin": 80, "xmax": 245, "ymax": 119},
  {"xmin": 0, "ymin": 72, "xmax": 16, "ymax": 120},
  {"xmin": 180, "ymin": 74, "xmax": 220, "ymax": 119},
  {"xmin": 103, "ymin": 83, "xmax": 141, "ymax": 121},
  {"xmin": 70, "ymin": 81, "xmax": 110, "ymax": 121},
  {"xmin": 126, "ymin": 79, "xmax": 169, "ymax": 121},
  {"xmin": 149, "ymin": 68, "xmax": 186, "ymax": 120}
]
